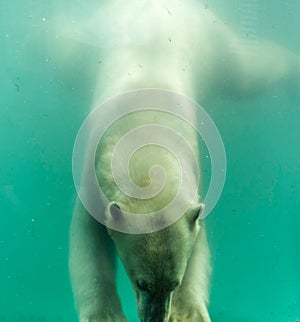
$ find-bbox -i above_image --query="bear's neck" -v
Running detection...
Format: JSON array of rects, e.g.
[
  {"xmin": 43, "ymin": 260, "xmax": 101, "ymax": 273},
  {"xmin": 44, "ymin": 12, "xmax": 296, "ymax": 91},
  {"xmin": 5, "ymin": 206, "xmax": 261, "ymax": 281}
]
[{"xmin": 92, "ymin": 63, "xmax": 194, "ymax": 107}]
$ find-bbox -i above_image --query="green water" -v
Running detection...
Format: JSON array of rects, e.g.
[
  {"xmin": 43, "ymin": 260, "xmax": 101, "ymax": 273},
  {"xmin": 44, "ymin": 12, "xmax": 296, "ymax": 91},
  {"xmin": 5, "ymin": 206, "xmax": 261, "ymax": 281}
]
[{"xmin": 1, "ymin": 1, "xmax": 299, "ymax": 321}]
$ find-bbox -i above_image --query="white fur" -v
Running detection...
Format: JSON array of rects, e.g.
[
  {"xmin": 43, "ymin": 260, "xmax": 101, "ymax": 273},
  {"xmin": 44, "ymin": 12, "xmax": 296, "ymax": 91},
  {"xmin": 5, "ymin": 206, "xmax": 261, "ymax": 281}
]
[{"xmin": 66, "ymin": 1, "xmax": 299, "ymax": 321}]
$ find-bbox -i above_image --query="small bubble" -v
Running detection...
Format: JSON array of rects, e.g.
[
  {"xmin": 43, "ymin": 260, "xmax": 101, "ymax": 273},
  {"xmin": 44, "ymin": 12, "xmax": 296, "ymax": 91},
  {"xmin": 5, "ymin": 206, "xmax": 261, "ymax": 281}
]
[
  {"xmin": 45, "ymin": 58, "xmax": 49, "ymax": 62},
  {"xmin": 31, "ymin": 218, "xmax": 35, "ymax": 222},
  {"xmin": 42, "ymin": 17, "xmax": 46, "ymax": 21}
]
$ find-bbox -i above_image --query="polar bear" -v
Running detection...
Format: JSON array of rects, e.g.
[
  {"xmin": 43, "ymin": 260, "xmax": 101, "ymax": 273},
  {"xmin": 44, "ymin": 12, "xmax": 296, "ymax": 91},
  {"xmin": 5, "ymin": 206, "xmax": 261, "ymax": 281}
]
[
  {"xmin": 64, "ymin": 1, "xmax": 300, "ymax": 322},
  {"xmin": 71, "ymin": 104, "xmax": 212, "ymax": 322}
]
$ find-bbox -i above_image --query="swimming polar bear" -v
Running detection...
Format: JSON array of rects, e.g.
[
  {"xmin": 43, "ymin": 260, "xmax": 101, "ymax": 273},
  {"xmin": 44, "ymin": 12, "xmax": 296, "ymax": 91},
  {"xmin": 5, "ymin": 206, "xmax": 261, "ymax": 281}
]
[{"xmin": 64, "ymin": 1, "xmax": 300, "ymax": 321}]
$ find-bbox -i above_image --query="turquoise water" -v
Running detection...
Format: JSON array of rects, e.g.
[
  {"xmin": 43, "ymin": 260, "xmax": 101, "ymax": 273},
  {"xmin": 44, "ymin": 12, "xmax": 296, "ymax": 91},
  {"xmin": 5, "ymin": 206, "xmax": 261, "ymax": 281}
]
[{"xmin": 1, "ymin": 1, "xmax": 299, "ymax": 321}]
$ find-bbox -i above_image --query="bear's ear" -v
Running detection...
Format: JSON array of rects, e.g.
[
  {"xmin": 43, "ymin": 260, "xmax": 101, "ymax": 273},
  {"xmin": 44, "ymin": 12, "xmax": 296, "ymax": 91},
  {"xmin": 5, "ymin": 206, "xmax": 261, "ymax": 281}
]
[
  {"xmin": 187, "ymin": 203, "xmax": 205, "ymax": 224},
  {"xmin": 107, "ymin": 201, "xmax": 122, "ymax": 220}
]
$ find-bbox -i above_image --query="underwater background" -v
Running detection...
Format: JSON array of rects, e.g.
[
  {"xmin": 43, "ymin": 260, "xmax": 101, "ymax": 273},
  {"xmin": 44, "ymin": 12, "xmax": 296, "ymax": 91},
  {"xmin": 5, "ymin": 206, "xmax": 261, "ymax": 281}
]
[{"xmin": 0, "ymin": 1, "xmax": 299, "ymax": 321}]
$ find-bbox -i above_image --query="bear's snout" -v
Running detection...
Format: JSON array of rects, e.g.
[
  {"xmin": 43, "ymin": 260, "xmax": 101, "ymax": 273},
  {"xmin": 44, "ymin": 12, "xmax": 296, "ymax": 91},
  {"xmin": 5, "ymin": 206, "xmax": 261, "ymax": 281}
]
[{"xmin": 139, "ymin": 293, "xmax": 172, "ymax": 322}]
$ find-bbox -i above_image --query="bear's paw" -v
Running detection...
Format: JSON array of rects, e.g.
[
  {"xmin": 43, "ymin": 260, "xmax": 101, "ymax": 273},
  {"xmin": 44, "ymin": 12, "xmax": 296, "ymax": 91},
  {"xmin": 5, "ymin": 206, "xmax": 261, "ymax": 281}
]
[{"xmin": 169, "ymin": 308, "xmax": 211, "ymax": 322}]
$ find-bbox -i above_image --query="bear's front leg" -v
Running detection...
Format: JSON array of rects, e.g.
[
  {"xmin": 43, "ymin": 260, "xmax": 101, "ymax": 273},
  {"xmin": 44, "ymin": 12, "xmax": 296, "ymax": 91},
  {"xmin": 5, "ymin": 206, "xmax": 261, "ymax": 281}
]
[
  {"xmin": 78, "ymin": 287, "xmax": 127, "ymax": 322},
  {"xmin": 70, "ymin": 200, "xmax": 127, "ymax": 322},
  {"xmin": 169, "ymin": 226, "xmax": 211, "ymax": 322}
]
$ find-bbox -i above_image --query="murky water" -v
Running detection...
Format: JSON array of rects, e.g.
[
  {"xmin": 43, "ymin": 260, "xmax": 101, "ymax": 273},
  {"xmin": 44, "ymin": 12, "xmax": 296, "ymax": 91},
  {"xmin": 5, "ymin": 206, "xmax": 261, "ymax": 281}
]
[{"xmin": 1, "ymin": 1, "xmax": 299, "ymax": 321}]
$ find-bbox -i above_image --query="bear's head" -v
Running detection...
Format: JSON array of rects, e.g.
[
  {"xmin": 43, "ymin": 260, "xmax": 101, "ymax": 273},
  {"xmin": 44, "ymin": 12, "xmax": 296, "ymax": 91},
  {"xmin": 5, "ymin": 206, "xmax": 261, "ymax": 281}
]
[{"xmin": 106, "ymin": 202, "xmax": 205, "ymax": 322}]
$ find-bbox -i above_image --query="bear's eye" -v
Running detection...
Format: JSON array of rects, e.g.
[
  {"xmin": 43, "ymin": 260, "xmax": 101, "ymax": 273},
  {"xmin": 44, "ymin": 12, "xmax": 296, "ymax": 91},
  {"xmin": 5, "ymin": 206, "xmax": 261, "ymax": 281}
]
[
  {"xmin": 136, "ymin": 280, "xmax": 151, "ymax": 292},
  {"xmin": 170, "ymin": 281, "xmax": 180, "ymax": 290}
]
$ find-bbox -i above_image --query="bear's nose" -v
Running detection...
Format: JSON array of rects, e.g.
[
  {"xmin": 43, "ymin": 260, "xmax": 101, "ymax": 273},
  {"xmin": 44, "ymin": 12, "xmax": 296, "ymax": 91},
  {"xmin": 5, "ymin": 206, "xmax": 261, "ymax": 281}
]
[{"xmin": 140, "ymin": 293, "xmax": 172, "ymax": 322}]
